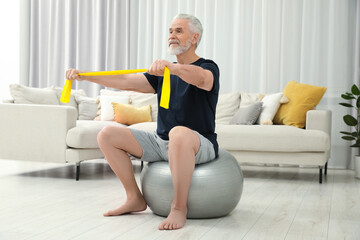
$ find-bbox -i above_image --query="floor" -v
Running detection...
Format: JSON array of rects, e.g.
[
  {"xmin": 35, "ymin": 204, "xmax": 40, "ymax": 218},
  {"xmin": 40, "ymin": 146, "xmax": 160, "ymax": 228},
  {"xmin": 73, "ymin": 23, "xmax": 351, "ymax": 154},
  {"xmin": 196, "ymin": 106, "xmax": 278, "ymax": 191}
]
[{"xmin": 0, "ymin": 159, "xmax": 360, "ymax": 240}]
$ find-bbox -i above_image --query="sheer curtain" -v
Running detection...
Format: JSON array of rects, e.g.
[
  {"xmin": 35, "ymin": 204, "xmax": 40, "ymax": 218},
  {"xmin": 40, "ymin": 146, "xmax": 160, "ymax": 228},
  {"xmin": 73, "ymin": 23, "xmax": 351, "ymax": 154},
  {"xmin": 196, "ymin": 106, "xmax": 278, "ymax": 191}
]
[
  {"xmin": 25, "ymin": 0, "xmax": 130, "ymax": 97},
  {"xmin": 128, "ymin": 0, "xmax": 359, "ymax": 169},
  {"xmin": 23, "ymin": 0, "xmax": 359, "ymax": 168},
  {"xmin": 0, "ymin": 0, "xmax": 19, "ymax": 101}
]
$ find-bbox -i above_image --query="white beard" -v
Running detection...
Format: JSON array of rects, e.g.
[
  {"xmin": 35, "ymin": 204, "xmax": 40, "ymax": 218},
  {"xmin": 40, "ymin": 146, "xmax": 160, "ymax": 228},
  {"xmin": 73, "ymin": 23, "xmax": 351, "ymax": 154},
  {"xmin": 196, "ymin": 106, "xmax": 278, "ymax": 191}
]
[{"xmin": 167, "ymin": 39, "xmax": 192, "ymax": 55}]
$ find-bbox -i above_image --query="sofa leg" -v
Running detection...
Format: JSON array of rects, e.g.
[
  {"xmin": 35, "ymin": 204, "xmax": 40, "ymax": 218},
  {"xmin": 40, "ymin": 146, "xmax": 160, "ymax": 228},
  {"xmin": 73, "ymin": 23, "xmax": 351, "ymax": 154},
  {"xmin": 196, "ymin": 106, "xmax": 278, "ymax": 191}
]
[
  {"xmin": 319, "ymin": 167, "xmax": 323, "ymax": 184},
  {"xmin": 324, "ymin": 162, "xmax": 328, "ymax": 175},
  {"xmin": 76, "ymin": 162, "xmax": 80, "ymax": 181}
]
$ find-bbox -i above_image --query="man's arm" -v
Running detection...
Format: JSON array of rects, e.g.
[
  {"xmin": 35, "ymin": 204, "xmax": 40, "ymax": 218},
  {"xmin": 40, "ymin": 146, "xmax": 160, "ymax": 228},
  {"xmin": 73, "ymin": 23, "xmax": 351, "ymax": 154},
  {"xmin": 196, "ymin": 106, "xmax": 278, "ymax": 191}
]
[
  {"xmin": 147, "ymin": 60, "xmax": 214, "ymax": 91},
  {"xmin": 65, "ymin": 69, "xmax": 155, "ymax": 93},
  {"xmin": 171, "ymin": 64, "xmax": 214, "ymax": 91}
]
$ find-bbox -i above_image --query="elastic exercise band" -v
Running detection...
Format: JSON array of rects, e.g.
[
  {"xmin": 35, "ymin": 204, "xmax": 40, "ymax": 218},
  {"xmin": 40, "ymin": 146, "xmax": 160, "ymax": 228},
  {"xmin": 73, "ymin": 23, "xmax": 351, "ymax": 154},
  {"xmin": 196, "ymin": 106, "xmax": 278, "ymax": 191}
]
[{"xmin": 60, "ymin": 68, "xmax": 171, "ymax": 109}]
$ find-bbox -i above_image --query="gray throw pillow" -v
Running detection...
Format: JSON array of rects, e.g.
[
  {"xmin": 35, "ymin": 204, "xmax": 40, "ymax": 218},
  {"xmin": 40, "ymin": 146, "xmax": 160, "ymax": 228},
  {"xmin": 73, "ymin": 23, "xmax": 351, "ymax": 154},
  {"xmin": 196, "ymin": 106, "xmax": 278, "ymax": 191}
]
[
  {"xmin": 75, "ymin": 95, "xmax": 98, "ymax": 120},
  {"xmin": 229, "ymin": 102, "xmax": 263, "ymax": 125}
]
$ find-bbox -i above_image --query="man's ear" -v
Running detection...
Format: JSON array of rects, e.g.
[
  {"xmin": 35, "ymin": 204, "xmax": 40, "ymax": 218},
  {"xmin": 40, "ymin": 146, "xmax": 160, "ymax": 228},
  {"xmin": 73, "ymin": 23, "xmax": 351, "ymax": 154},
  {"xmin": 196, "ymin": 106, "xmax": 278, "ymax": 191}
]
[{"xmin": 192, "ymin": 33, "xmax": 199, "ymax": 45}]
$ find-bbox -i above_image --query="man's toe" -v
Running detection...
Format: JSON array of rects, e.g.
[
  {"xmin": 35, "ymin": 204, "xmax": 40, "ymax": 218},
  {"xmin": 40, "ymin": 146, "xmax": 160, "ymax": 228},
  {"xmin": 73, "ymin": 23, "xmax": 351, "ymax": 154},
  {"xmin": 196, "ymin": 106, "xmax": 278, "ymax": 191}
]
[{"xmin": 167, "ymin": 224, "xmax": 171, "ymax": 230}]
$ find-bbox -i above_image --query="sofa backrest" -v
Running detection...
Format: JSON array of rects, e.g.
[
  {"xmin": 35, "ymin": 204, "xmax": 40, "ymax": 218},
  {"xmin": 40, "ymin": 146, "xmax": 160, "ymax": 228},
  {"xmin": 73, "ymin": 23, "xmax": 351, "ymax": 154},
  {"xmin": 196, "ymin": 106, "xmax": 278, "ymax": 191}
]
[
  {"xmin": 100, "ymin": 90, "xmax": 244, "ymax": 124},
  {"xmin": 6, "ymin": 84, "xmax": 246, "ymax": 125}
]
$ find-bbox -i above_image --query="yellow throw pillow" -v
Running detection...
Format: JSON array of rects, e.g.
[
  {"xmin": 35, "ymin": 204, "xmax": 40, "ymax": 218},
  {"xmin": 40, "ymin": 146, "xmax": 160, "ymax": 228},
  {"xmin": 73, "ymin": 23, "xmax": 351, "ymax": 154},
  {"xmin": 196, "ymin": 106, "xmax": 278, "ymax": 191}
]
[
  {"xmin": 273, "ymin": 81, "xmax": 327, "ymax": 128},
  {"xmin": 112, "ymin": 103, "xmax": 152, "ymax": 125}
]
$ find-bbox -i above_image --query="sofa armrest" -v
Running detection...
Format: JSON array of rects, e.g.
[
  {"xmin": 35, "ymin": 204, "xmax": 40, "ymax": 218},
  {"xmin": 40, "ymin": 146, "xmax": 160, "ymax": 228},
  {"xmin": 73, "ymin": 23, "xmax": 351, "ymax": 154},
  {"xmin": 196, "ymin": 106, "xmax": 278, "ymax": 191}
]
[
  {"xmin": 306, "ymin": 110, "xmax": 332, "ymax": 136},
  {"xmin": 306, "ymin": 110, "xmax": 332, "ymax": 161},
  {"xmin": 0, "ymin": 103, "xmax": 77, "ymax": 163}
]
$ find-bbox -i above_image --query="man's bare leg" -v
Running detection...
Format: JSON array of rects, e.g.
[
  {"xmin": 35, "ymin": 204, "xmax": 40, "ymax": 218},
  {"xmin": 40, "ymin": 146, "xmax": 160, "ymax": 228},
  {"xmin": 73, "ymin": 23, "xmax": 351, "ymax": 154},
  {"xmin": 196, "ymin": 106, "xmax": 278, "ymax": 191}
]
[
  {"xmin": 158, "ymin": 126, "xmax": 200, "ymax": 230},
  {"xmin": 97, "ymin": 126, "xmax": 147, "ymax": 216}
]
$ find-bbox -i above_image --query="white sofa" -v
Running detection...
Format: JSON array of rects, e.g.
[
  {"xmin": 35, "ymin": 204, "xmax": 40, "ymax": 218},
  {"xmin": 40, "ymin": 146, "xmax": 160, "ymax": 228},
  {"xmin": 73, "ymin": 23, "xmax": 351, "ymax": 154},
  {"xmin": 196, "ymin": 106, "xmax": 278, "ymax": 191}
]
[{"xmin": 0, "ymin": 86, "xmax": 331, "ymax": 183}]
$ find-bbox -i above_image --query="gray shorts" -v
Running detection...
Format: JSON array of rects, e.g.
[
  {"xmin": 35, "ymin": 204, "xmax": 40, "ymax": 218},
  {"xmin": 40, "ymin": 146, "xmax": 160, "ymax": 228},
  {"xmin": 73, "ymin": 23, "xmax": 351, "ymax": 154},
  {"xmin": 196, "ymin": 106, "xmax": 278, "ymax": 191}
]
[{"xmin": 129, "ymin": 129, "xmax": 216, "ymax": 165}]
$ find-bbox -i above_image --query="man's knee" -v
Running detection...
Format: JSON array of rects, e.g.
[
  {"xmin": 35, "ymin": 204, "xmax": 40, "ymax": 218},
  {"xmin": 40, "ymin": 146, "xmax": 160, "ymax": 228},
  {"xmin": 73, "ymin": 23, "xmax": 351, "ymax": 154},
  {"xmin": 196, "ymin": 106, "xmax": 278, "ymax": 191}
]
[
  {"xmin": 169, "ymin": 126, "xmax": 190, "ymax": 141},
  {"xmin": 169, "ymin": 126, "xmax": 199, "ymax": 152},
  {"xmin": 98, "ymin": 126, "xmax": 113, "ymax": 146},
  {"xmin": 97, "ymin": 126, "xmax": 125, "ymax": 146}
]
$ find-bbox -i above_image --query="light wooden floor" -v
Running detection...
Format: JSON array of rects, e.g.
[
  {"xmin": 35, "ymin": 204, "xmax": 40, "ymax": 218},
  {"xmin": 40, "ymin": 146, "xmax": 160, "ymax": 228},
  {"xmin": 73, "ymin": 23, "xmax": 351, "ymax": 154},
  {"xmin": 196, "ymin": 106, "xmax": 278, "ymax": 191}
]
[{"xmin": 0, "ymin": 159, "xmax": 360, "ymax": 240}]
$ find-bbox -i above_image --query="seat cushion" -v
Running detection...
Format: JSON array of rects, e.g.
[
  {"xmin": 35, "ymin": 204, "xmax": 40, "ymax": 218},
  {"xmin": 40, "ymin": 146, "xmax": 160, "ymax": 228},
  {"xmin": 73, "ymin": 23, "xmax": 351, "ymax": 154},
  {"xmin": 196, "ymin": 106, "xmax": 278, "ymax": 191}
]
[
  {"xmin": 216, "ymin": 124, "xmax": 330, "ymax": 152},
  {"xmin": 66, "ymin": 120, "xmax": 126, "ymax": 148},
  {"xmin": 67, "ymin": 121, "xmax": 330, "ymax": 153},
  {"xmin": 128, "ymin": 122, "xmax": 157, "ymax": 132}
]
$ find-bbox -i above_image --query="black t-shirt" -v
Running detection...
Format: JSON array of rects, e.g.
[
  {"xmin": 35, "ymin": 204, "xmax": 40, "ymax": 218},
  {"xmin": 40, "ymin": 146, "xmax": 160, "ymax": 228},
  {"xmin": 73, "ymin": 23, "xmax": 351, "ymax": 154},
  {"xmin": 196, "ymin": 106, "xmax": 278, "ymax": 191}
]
[{"xmin": 144, "ymin": 58, "xmax": 220, "ymax": 156}]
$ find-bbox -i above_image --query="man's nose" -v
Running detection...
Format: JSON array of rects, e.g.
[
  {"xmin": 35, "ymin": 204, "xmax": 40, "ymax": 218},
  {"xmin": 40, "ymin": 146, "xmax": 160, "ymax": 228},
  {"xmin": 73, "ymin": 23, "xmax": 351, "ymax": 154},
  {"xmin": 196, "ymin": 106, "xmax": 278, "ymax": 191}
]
[{"xmin": 169, "ymin": 31, "xmax": 176, "ymax": 38}]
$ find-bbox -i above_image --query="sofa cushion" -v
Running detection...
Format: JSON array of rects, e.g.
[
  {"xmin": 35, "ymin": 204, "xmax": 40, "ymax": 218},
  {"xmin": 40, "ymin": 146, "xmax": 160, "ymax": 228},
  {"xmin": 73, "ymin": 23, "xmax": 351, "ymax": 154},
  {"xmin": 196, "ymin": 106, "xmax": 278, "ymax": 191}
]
[
  {"xmin": 240, "ymin": 92, "xmax": 287, "ymax": 125},
  {"xmin": 75, "ymin": 95, "xmax": 98, "ymax": 120},
  {"xmin": 113, "ymin": 103, "xmax": 152, "ymax": 125},
  {"xmin": 274, "ymin": 81, "xmax": 327, "ymax": 128},
  {"xmin": 66, "ymin": 120, "xmax": 126, "ymax": 148},
  {"xmin": 52, "ymin": 86, "xmax": 86, "ymax": 111},
  {"xmin": 230, "ymin": 102, "xmax": 263, "ymax": 125},
  {"xmin": 216, "ymin": 124, "xmax": 329, "ymax": 152},
  {"xmin": 128, "ymin": 122, "xmax": 157, "ymax": 132},
  {"xmin": 130, "ymin": 93, "xmax": 158, "ymax": 122},
  {"xmin": 240, "ymin": 92, "xmax": 259, "ymax": 107},
  {"xmin": 9, "ymin": 84, "xmax": 59, "ymax": 105},
  {"xmin": 100, "ymin": 95, "xmax": 130, "ymax": 121},
  {"xmin": 216, "ymin": 92, "xmax": 241, "ymax": 124},
  {"xmin": 100, "ymin": 89, "xmax": 158, "ymax": 122},
  {"xmin": 256, "ymin": 92, "xmax": 284, "ymax": 125}
]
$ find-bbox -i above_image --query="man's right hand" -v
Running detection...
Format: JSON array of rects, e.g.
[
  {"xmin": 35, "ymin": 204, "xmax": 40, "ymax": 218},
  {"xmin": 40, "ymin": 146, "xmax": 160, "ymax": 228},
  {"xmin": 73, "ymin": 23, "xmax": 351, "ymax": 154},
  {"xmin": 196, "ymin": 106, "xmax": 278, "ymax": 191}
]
[
  {"xmin": 64, "ymin": 68, "xmax": 155, "ymax": 94},
  {"xmin": 65, "ymin": 68, "xmax": 85, "ymax": 81}
]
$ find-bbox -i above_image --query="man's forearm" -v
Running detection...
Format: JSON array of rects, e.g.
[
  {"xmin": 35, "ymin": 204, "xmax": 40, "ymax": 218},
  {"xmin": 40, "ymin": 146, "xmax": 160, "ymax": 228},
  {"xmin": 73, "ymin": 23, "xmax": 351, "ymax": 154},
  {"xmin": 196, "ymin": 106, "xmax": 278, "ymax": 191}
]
[
  {"xmin": 81, "ymin": 74, "xmax": 150, "ymax": 92},
  {"xmin": 172, "ymin": 64, "xmax": 213, "ymax": 91},
  {"xmin": 81, "ymin": 75, "xmax": 127, "ymax": 89}
]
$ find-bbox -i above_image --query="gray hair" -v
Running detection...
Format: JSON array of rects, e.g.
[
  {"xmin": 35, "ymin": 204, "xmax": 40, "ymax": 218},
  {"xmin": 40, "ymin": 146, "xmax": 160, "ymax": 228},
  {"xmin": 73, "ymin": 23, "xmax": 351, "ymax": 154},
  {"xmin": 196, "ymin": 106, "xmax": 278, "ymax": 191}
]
[{"xmin": 174, "ymin": 14, "xmax": 203, "ymax": 48}]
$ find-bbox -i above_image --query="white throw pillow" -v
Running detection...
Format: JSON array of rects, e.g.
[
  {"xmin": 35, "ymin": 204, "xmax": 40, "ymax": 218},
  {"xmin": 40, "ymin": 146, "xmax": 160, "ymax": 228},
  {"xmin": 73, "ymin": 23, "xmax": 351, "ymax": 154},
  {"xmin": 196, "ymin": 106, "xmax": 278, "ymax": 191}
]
[
  {"xmin": 100, "ymin": 95, "xmax": 130, "ymax": 121},
  {"xmin": 9, "ymin": 84, "xmax": 59, "ymax": 105},
  {"xmin": 101, "ymin": 89, "xmax": 158, "ymax": 122},
  {"xmin": 256, "ymin": 92, "xmax": 284, "ymax": 125},
  {"xmin": 216, "ymin": 92, "xmax": 241, "ymax": 124},
  {"xmin": 100, "ymin": 89, "xmax": 131, "ymax": 96}
]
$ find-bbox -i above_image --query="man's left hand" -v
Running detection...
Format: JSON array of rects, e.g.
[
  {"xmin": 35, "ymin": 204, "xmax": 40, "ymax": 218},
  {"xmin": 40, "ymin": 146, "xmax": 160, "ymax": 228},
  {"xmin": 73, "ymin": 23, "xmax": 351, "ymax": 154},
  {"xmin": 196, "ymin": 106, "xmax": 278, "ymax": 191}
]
[{"xmin": 147, "ymin": 59, "xmax": 175, "ymax": 76}]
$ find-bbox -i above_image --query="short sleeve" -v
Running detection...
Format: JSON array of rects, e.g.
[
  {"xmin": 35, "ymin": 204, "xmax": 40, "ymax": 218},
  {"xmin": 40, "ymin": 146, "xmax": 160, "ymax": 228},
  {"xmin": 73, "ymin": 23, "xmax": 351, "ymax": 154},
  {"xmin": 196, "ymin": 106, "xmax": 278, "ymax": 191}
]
[
  {"xmin": 143, "ymin": 72, "xmax": 159, "ymax": 93},
  {"xmin": 200, "ymin": 60, "xmax": 220, "ymax": 93}
]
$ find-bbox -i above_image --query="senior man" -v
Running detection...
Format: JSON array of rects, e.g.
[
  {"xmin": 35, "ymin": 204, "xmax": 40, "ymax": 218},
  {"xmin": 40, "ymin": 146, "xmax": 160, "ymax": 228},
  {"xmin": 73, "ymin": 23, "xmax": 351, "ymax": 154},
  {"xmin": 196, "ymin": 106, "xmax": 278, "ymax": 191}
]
[{"xmin": 66, "ymin": 13, "xmax": 220, "ymax": 230}]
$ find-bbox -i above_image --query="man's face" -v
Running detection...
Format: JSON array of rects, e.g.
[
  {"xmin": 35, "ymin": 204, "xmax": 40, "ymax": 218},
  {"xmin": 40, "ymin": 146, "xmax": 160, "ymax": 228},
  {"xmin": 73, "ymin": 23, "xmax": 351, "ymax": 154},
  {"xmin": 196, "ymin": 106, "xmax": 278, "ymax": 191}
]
[{"xmin": 168, "ymin": 18, "xmax": 193, "ymax": 55}]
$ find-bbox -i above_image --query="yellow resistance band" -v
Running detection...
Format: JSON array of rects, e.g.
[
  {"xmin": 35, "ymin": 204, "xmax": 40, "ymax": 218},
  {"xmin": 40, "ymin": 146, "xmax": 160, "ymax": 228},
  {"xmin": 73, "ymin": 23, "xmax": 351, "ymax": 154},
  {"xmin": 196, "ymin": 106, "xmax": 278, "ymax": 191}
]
[{"xmin": 60, "ymin": 68, "xmax": 171, "ymax": 109}]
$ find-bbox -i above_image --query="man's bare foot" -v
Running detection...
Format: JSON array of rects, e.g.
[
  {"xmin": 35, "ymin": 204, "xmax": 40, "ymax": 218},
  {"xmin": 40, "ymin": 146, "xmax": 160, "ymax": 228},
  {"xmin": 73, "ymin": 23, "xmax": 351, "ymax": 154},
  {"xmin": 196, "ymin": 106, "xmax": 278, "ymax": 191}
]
[
  {"xmin": 103, "ymin": 195, "xmax": 147, "ymax": 216},
  {"xmin": 158, "ymin": 207, "xmax": 187, "ymax": 230}
]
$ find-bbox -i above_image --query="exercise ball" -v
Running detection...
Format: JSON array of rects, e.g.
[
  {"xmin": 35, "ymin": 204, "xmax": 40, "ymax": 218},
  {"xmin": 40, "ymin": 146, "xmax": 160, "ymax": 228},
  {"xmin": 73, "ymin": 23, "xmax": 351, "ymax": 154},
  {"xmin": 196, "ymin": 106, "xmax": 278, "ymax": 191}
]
[{"xmin": 140, "ymin": 149, "xmax": 243, "ymax": 219}]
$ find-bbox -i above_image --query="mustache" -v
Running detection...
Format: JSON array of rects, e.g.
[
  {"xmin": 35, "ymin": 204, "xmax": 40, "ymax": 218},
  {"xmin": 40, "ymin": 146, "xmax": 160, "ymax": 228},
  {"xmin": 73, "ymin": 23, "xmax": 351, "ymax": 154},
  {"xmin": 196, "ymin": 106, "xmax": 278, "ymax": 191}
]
[{"xmin": 169, "ymin": 39, "xmax": 180, "ymax": 46}]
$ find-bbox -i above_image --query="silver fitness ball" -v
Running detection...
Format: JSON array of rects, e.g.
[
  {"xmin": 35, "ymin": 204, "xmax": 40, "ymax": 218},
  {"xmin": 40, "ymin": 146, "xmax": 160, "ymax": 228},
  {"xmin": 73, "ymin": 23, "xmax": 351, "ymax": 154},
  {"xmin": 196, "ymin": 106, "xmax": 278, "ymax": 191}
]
[{"xmin": 140, "ymin": 149, "xmax": 243, "ymax": 219}]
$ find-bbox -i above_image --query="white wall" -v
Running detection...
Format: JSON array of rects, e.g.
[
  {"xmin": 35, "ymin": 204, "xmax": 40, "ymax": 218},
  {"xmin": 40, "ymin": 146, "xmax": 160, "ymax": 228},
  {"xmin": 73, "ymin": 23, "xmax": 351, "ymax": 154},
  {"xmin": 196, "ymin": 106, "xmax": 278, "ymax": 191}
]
[{"xmin": 0, "ymin": 0, "xmax": 19, "ymax": 101}]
